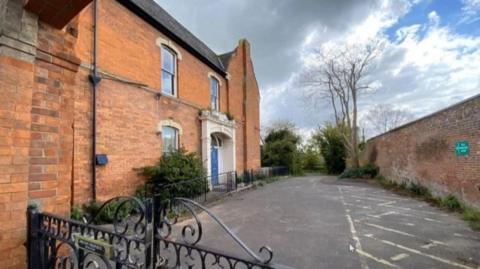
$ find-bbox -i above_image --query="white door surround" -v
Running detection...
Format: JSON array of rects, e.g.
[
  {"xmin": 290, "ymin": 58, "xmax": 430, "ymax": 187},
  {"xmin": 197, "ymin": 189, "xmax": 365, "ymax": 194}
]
[{"xmin": 200, "ymin": 110, "xmax": 236, "ymax": 188}]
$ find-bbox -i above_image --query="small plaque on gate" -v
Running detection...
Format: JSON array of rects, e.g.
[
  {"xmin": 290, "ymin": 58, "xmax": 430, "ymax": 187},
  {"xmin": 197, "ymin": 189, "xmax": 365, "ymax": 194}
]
[{"xmin": 75, "ymin": 235, "xmax": 113, "ymax": 259}]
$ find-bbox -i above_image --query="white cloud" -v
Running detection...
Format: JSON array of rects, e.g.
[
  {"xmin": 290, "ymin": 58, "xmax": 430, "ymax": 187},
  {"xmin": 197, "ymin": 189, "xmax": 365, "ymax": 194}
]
[
  {"xmin": 262, "ymin": 1, "xmax": 480, "ymax": 138},
  {"xmin": 461, "ymin": 0, "xmax": 480, "ymax": 24},
  {"xmin": 160, "ymin": 0, "xmax": 480, "ymax": 137},
  {"xmin": 363, "ymin": 11, "xmax": 480, "ymax": 123},
  {"xmin": 428, "ymin": 11, "xmax": 440, "ymax": 26}
]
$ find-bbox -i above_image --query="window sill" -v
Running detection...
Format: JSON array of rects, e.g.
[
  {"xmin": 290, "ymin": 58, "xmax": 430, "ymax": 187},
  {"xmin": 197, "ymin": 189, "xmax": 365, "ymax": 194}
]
[{"xmin": 160, "ymin": 91, "xmax": 177, "ymax": 98}]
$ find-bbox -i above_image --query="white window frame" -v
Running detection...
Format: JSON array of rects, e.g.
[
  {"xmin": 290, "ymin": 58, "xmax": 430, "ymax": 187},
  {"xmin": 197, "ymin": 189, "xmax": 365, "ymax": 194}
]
[
  {"xmin": 210, "ymin": 77, "xmax": 219, "ymax": 111},
  {"xmin": 161, "ymin": 45, "xmax": 177, "ymax": 96},
  {"xmin": 161, "ymin": 126, "xmax": 179, "ymax": 154}
]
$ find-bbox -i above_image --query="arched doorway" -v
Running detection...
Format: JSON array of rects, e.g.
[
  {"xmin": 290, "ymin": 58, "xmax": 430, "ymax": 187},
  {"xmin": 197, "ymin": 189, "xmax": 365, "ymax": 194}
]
[
  {"xmin": 200, "ymin": 110, "xmax": 236, "ymax": 189},
  {"xmin": 210, "ymin": 134, "xmax": 222, "ymax": 186}
]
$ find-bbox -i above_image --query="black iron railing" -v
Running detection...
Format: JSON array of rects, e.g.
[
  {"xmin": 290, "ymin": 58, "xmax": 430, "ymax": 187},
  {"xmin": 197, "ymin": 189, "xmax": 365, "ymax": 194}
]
[
  {"xmin": 142, "ymin": 171, "xmax": 237, "ymax": 205},
  {"xmin": 141, "ymin": 167, "xmax": 289, "ymax": 204},
  {"xmin": 241, "ymin": 166, "xmax": 290, "ymax": 186},
  {"xmin": 27, "ymin": 196, "xmax": 292, "ymax": 269},
  {"xmin": 26, "ymin": 167, "xmax": 293, "ymax": 269}
]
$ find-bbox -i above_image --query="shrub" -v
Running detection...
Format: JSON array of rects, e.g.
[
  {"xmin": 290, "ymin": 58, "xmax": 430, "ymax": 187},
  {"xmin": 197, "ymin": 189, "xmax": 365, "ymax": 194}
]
[
  {"xmin": 71, "ymin": 204, "xmax": 83, "ymax": 221},
  {"xmin": 375, "ymin": 174, "xmax": 480, "ymax": 230},
  {"xmin": 339, "ymin": 168, "xmax": 362, "ymax": 179},
  {"xmin": 135, "ymin": 184, "xmax": 148, "ymax": 201},
  {"xmin": 441, "ymin": 195, "xmax": 462, "ymax": 211},
  {"xmin": 82, "ymin": 199, "xmax": 135, "ymax": 225},
  {"xmin": 138, "ymin": 148, "xmax": 207, "ymax": 200},
  {"xmin": 462, "ymin": 206, "xmax": 480, "ymax": 230},
  {"xmin": 339, "ymin": 163, "xmax": 379, "ymax": 179},
  {"xmin": 359, "ymin": 163, "xmax": 379, "ymax": 178},
  {"xmin": 462, "ymin": 207, "xmax": 480, "ymax": 221},
  {"xmin": 408, "ymin": 182, "xmax": 430, "ymax": 197}
]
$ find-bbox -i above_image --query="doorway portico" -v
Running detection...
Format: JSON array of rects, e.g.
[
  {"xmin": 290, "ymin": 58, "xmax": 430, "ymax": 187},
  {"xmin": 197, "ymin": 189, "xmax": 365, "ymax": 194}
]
[{"xmin": 200, "ymin": 110, "xmax": 236, "ymax": 189}]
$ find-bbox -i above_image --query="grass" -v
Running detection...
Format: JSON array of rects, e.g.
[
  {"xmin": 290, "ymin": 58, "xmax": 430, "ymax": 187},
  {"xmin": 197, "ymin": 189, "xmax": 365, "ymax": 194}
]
[
  {"xmin": 461, "ymin": 206, "xmax": 480, "ymax": 230},
  {"xmin": 374, "ymin": 175, "xmax": 480, "ymax": 231}
]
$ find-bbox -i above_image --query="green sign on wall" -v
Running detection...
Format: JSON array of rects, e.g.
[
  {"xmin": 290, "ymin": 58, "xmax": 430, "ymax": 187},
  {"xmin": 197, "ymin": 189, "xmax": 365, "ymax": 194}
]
[{"xmin": 455, "ymin": 141, "xmax": 470, "ymax": 156}]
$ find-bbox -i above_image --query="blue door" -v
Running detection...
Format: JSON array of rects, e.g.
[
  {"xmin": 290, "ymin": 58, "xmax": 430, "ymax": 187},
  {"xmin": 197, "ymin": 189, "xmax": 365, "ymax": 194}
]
[{"xmin": 211, "ymin": 147, "xmax": 219, "ymax": 186}]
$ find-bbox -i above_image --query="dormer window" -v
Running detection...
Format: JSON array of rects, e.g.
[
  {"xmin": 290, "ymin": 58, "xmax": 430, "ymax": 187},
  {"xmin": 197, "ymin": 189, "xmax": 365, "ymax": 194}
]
[
  {"xmin": 161, "ymin": 46, "xmax": 176, "ymax": 96},
  {"xmin": 210, "ymin": 77, "xmax": 219, "ymax": 110}
]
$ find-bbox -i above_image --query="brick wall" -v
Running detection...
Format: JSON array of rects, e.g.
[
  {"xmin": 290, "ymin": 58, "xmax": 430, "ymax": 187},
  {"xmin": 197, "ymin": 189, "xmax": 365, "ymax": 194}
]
[
  {"xmin": 0, "ymin": 0, "xmax": 261, "ymax": 266},
  {"xmin": 75, "ymin": 0, "xmax": 229, "ymax": 110},
  {"xmin": 30, "ymin": 21, "xmax": 79, "ymax": 214},
  {"xmin": 364, "ymin": 95, "xmax": 480, "ymax": 208},
  {"xmin": 71, "ymin": 0, "xmax": 261, "ymax": 204},
  {"xmin": 225, "ymin": 40, "xmax": 262, "ymax": 172},
  {"xmin": 0, "ymin": 55, "xmax": 33, "ymax": 269},
  {"xmin": 243, "ymin": 41, "xmax": 261, "ymax": 170},
  {"xmin": 0, "ymin": 0, "xmax": 80, "ymax": 267}
]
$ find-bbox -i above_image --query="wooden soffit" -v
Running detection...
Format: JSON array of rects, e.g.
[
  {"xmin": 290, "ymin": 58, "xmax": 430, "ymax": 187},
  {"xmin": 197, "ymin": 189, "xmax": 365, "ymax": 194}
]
[{"xmin": 24, "ymin": 0, "xmax": 92, "ymax": 29}]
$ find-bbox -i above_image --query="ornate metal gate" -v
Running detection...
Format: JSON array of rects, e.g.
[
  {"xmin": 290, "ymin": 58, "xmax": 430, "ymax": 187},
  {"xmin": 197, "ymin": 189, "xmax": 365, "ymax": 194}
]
[{"xmin": 27, "ymin": 196, "xmax": 292, "ymax": 269}]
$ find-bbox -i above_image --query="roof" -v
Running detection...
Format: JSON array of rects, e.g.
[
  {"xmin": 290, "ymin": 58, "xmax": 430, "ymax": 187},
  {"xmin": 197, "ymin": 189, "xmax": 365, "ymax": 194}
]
[
  {"xmin": 117, "ymin": 0, "xmax": 227, "ymax": 76},
  {"xmin": 218, "ymin": 51, "xmax": 235, "ymax": 68}
]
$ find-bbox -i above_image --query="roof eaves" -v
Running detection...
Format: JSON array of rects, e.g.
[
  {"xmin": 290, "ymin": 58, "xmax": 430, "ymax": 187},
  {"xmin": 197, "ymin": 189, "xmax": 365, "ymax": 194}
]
[{"xmin": 117, "ymin": 0, "xmax": 227, "ymax": 77}]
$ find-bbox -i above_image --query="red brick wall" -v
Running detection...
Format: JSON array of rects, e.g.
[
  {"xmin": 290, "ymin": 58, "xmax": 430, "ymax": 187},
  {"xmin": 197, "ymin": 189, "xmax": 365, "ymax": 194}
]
[
  {"xmin": 225, "ymin": 40, "xmax": 261, "ymax": 172},
  {"xmin": 364, "ymin": 95, "xmax": 480, "ymax": 208},
  {"xmin": 243, "ymin": 42, "xmax": 261, "ymax": 170},
  {"xmin": 0, "ymin": 0, "xmax": 262, "ymax": 265},
  {"xmin": 0, "ymin": 56, "xmax": 32, "ymax": 269},
  {"xmin": 30, "ymin": 22, "xmax": 79, "ymax": 214},
  {"xmin": 93, "ymin": 80, "xmax": 203, "ymax": 201},
  {"xmin": 0, "ymin": 10, "xmax": 80, "ymax": 268},
  {"xmin": 75, "ymin": 0, "xmax": 228, "ymax": 111},
  {"xmin": 225, "ymin": 43, "xmax": 246, "ymax": 172}
]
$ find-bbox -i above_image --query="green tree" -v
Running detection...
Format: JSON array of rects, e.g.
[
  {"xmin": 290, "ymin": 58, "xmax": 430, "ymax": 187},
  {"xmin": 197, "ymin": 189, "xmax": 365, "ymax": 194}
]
[
  {"xmin": 300, "ymin": 141, "xmax": 323, "ymax": 171},
  {"xmin": 313, "ymin": 123, "xmax": 346, "ymax": 174},
  {"xmin": 261, "ymin": 127, "xmax": 302, "ymax": 175}
]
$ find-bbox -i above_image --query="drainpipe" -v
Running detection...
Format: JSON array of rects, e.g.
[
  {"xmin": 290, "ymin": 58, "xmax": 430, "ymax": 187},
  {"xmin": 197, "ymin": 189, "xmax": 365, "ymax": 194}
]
[{"xmin": 89, "ymin": 0, "xmax": 101, "ymax": 201}]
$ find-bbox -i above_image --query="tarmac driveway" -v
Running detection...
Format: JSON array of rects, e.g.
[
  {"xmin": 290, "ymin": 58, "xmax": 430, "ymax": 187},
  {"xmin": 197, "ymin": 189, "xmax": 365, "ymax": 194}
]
[{"xmin": 175, "ymin": 175, "xmax": 480, "ymax": 269}]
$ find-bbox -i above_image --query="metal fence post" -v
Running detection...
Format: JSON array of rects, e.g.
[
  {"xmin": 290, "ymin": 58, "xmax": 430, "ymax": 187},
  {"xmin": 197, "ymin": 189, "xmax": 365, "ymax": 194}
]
[
  {"xmin": 204, "ymin": 177, "xmax": 208, "ymax": 203},
  {"xmin": 234, "ymin": 171, "xmax": 238, "ymax": 191},
  {"xmin": 27, "ymin": 204, "xmax": 42, "ymax": 269},
  {"xmin": 151, "ymin": 196, "xmax": 160, "ymax": 269}
]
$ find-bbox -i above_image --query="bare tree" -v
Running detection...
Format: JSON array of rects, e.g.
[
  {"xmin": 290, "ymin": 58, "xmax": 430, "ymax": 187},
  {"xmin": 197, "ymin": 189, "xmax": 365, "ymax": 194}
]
[
  {"xmin": 299, "ymin": 40, "xmax": 382, "ymax": 169},
  {"xmin": 364, "ymin": 104, "xmax": 415, "ymax": 135}
]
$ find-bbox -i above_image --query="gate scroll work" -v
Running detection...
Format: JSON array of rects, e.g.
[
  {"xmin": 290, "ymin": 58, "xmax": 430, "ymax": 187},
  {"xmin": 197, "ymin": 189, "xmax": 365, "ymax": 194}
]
[{"xmin": 27, "ymin": 196, "xmax": 293, "ymax": 269}]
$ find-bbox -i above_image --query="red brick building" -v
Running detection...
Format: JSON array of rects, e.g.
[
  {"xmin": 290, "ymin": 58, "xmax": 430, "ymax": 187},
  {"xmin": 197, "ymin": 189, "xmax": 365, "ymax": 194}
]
[{"xmin": 0, "ymin": 0, "xmax": 261, "ymax": 267}]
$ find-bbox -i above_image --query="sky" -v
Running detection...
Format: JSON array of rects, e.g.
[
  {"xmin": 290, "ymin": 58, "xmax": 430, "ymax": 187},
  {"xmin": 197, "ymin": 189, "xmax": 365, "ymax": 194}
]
[{"xmin": 157, "ymin": 0, "xmax": 480, "ymax": 138}]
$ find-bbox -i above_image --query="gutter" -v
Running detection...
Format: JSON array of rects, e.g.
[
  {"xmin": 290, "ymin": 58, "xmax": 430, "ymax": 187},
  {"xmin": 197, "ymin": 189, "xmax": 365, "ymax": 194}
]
[{"xmin": 88, "ymin": 0, "xmax": 102, "ymax": 201}]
